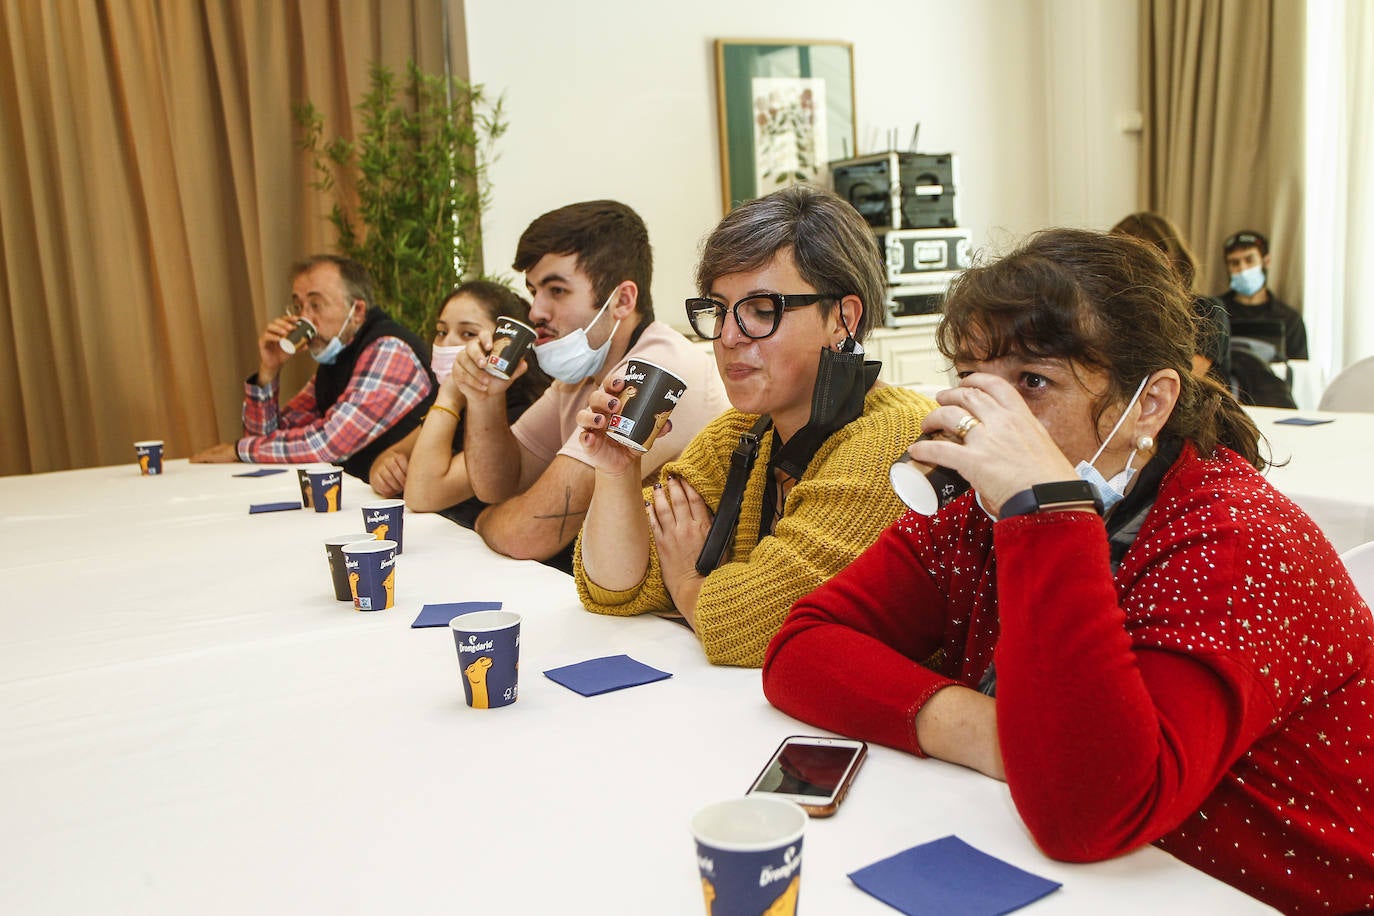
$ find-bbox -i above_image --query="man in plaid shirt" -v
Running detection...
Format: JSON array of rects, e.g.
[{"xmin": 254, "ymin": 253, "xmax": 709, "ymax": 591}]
[{"xmin": 191, "ymin": 256, "xmax": 435, "ymax": 482}]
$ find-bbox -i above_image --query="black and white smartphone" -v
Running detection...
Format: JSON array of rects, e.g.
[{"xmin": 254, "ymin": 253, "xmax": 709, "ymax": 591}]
[{"xmin": 746, "ymin": 735, "xmax": 868, "ymax": 817}]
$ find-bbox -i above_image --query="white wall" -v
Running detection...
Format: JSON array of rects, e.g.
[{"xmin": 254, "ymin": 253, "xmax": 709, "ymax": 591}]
[{"xmin": 464, "ymin": 0, "xmax": 1139, "ymax": 331}]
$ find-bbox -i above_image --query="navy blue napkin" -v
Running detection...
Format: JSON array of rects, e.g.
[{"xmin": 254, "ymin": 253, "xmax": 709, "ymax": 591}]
[
  {"xmin": 848, "ymin": 835, "xmax": 1061, "ymax": 916},
  {"xmin": 411, "ymin": 601, "xmax": 502, "ymax": 628},
  {"xmin": 1273, "ymin": 416, "xmax": 1335, "ymax": 426},
  {"xmin": 543, "ymin": 654, "xmax": 672, "ymax": 697},
  {"xmin": 234, "ymin": 468, "xmax": 289, "ymax": 477},
  {"xmin": 249, "ymin": 501, "xmax": 302, "ymax": 514}
]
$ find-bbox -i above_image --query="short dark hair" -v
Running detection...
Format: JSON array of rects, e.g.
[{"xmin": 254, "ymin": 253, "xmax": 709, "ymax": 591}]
[
  {"xmin": 290, "ymin": 254, "xmax": 377, "ymax": 310},
  {"xmin": 1223, "ymin": 230, "xmax": 1268, "ymax": 257},
  {"xmin": 939, "ymin": 228, "xmax": 1264, "ymax": 469},
  {"xmin": 694, "ymin": 185, "xmax": 884, "ymax": 343},
  {"xmin": 512, "ymin": 200, "xmax": 654, "ymax": 319}
]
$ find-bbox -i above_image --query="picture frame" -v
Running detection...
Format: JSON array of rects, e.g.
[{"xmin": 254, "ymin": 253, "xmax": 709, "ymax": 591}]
[{"xmin": 713, "ymin": 39, "xmax": 857, "ymax": 213}]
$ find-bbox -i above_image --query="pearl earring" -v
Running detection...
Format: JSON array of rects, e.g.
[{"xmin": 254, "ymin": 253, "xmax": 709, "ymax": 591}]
[{"xmin": 1136, "ymin": 435, "xmax": 1155, "ymax": 450}]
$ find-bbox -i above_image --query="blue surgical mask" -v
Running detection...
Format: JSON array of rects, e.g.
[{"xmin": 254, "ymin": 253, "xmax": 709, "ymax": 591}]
[
  {"xmin": 311, "ymin": 334, "xmax": 346, "ymax": 365},
  {"xmin": 1073, "ymin": 375, "xmax": 1150, "ymax": 511},
  {"xmin": 311, "ymin": 310, "xmax": 359, "ymax": 366},
  {"xmin": 533, "ymin": 289, "xmax": 621, "ymax": 383},
  {"xmin": 1229, "ymin": 265, "xmax": 1265, "ymax": 297}
]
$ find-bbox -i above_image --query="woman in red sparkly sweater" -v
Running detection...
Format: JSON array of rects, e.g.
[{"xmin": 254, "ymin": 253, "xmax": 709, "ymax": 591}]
[{"xmin": 762, "ymin": 229, "xmax": 1374, "ymax": 914}]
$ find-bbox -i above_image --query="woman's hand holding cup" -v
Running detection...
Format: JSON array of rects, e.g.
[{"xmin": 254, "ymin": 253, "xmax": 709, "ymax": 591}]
[
  {"xmin": 577, "ymin": 376, "xmax": 657, "ymax": 478},
  {"xmin": 910, "ymin": 373, "xmax": 1078, "ymax": 516}
]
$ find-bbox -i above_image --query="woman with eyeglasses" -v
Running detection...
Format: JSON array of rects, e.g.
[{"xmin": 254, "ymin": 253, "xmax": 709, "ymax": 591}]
[{"xmin": 570, "ymin": 185, "xmax": 935, "ymax": 667}]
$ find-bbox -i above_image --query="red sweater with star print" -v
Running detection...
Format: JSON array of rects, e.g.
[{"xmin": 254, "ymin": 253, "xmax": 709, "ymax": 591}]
[{"xmin": 763, "ymin": 443, "xmax": 1374, "ymax": 914}]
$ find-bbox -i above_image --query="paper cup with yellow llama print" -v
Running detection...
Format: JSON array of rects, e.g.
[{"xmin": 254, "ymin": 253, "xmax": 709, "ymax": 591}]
[
  {"xmin": 450, "ymin": 610, "xmax": 521, "ymax": 709},
  {"xmin": 691, "ymin": 796, "xmax": 806, "ymax": 916},
  {"xmin": 324, "ymin": 532, "xmax": 372, "ymax": 602},
  {"xmin": 604, "ymin": 358, "xmax": 686, "ymax": 453},
  {"xmin": 341, "ymin": 539, "xmax": 396, "ymax": 611},
  {"xmin": 361, "ymin": 498, "xmax": 406, "ymax": 553},
  {"xmin": 306, "ymin": 465, "xmax": 344, "ymax": 513},
  {"xmin": 296, "ymin": 465, "xmax": 320, "ymax": 509},
  {"xmin": 134, "ymin": 440, "xmax": 164, "ymax": 476}
]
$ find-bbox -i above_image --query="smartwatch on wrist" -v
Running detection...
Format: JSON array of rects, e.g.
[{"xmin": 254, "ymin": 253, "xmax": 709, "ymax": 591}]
[{"xmin": 998, "ymin": 480, "xmax": 1103, "ymax": 520}]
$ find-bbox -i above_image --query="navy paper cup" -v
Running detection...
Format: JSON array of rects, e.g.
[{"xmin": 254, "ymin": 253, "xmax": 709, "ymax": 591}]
[
  {"xmin": 691, "ymin": 797, "xmax": 806, "ymax": 916},
  {"xmin": 324, "ymin": 532, "xmax": 372, "ymax": 602},
  {"xmin": 361, "ymin": 499, "xmax": 406, "ymax": 553},
  {"xmin": 605, "ymin": 358, "xmax": 686, "ymax": 453},
  {"xmin": 307, "ymin": 466, "xmax": 344, "ymax": 513},
  {"xmin": 135, "ymin": 440, "xmax": 164, "ymax": 476},
  {"xmin": 296, "ymin": 466, "xmax": 318, "ymax": 509},
  {"xmin": 450, "ymin": 610, "xmax": 521, "ymax": 709},
  {"xmin": 341, "ymin": 539, "xmax": 396, "ymax": 611}
]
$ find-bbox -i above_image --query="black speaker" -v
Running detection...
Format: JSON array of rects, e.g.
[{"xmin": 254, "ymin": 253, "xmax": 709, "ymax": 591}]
[{"xmin": 832, "ymin": 152, "xmax": 958, "ymax": 230}]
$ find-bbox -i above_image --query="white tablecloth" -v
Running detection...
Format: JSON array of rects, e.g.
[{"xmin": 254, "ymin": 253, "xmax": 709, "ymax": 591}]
[
  {"xmin": 0, "ymin": 461, "xmax": 1272, "ymax": 914},
  {"xmin": 1249, "ymin": 406, "xmax": 1374, "ymax": 554}
]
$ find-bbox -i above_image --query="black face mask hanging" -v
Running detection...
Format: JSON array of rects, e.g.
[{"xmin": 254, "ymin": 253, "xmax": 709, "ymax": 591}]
[{"xmin": 695, "ymin": 338, "xmax": 880, "ymax": 577}]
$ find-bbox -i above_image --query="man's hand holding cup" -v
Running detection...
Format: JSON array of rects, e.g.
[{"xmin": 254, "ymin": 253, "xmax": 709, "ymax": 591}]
[{"xmin": 256, "ymin": 315, "xmax": 306, "ymax": 386}]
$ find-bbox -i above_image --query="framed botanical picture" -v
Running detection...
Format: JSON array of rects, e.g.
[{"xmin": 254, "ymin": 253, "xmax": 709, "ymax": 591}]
[{"xmin": 713, "ymin": 39, "xmax": 857, "ymax": 213}]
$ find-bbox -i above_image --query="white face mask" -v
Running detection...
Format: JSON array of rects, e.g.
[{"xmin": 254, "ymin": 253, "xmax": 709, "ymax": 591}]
[
  {"xmin": 430, "ymin": 345, "xmax": 462, "ymax": 382},
  {"xmin": 533, "ymin": 288, "xmax": 621, "ymax": 383},
  {"xmin": 1073, "ymin": 375, "xmax": 1151, "ymax": 511}
]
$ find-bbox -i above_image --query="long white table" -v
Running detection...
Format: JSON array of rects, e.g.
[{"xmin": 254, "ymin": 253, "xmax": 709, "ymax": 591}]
[
  {"xmin": 1248, "ymin": 406, "xmax": 1374, "ymax": 554},
  {"xmin": 0, "ymin": 461, "xmax": 1273, "ymax": 914}
]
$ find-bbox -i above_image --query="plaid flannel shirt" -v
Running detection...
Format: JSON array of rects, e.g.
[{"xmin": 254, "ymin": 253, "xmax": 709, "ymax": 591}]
[{"xmin": 236, "ymin": 336, "xmax": 432, "ymax": 465}]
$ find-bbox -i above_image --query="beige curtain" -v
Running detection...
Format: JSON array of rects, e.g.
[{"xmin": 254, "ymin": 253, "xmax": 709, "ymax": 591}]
[
  {"xmin": 0, "ymin": 0, "xmax": 463, "ymax": 476},
  {"xmin": 1139, "ymin": 0, "xmax": 1305, "ymax": 299}
]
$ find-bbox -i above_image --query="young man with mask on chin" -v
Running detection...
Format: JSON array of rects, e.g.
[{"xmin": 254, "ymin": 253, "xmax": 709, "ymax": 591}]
[
  {"xmin": 448, "ymin": 200, "xmax": 727, "ymax": 572},
  {"xmin": 190, "ymin": 255, "xmax": 436, "ymax": 481},
  {"xmin": 1218, "ymin": 230, "xmax": 1308, "ymax": 361}
]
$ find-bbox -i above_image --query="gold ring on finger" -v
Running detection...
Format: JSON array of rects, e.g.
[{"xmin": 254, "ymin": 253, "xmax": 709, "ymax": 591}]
[{"xmin": 953, "ymin": 414, "xmax": 981, "ymax": 439}]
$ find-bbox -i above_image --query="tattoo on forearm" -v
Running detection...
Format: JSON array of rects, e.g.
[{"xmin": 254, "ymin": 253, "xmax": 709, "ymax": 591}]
[{"xmin": 534, "ymin": 486, "xmax": 588, "ymax": 541}]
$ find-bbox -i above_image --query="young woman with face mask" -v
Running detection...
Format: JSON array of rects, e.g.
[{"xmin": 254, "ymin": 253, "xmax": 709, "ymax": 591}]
[
  {"xmin": 368, "ymin": 282, "xmax": 548, "ymax": 519},
  {"xmin": 761, "ymin": 229, "xmax": 1374, "ymax": 914}
]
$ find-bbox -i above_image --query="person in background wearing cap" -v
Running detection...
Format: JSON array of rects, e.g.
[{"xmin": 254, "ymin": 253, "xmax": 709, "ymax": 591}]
[
  {"xmin": 1218, "ymin": 230, "xmax": 1308, "ymax": 361},
  {"xmin": 190, "ymin": 255, "xmax": 436, "ymax": 482}
]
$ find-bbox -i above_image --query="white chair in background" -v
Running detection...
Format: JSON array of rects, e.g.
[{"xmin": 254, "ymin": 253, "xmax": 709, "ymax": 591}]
[
  {"xmin": 1340, "ymin": 540, "xmax": 1374, "ymax": 607},
  {"xmin": 1318, "ymin": 355, "xmax": 1374, "ymax": 412}
]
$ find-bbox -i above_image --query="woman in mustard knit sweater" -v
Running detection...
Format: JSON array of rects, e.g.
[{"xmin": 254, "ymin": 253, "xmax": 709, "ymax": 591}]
[{"xmin": 570, "ymin": 186, "xmax": 934, "ymax": 666}]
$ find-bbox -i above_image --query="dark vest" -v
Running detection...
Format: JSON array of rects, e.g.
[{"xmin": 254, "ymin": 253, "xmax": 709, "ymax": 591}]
[{"xmin": 312, "ymin": 307, "xmax": 436, "ymax": 481}]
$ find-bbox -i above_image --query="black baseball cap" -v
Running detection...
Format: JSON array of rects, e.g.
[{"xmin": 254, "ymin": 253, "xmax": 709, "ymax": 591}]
[{"xmin": 1224, "ymin": 230, "xmax": 1268, "ymax": 256}]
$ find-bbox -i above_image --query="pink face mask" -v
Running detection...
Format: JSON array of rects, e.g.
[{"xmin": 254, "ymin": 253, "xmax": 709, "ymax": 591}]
[{"xmin": 430, "ymin": 345, "xmax": 462, "ymax": 383}]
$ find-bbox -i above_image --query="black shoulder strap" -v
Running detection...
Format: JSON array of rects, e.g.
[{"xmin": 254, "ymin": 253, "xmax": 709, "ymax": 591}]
[{"xmin": 694, "ymin": 415, "xmax": 772, "ymax": 576}]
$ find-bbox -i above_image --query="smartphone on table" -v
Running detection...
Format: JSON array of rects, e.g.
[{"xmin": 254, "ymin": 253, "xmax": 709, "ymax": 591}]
[{"xmin": 746, "ymin": 735, "xmax": 868, "ymax": 817}]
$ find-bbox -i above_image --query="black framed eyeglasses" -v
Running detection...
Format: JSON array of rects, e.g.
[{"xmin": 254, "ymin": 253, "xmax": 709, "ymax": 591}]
[{"xmin": 685, "ymin": 292, "xmax": 846, "ymax": 341}]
